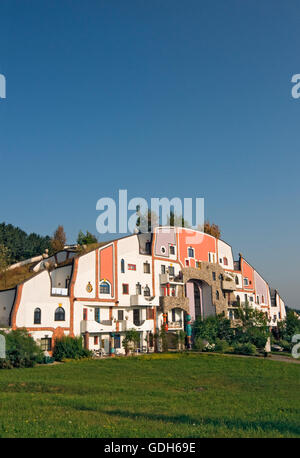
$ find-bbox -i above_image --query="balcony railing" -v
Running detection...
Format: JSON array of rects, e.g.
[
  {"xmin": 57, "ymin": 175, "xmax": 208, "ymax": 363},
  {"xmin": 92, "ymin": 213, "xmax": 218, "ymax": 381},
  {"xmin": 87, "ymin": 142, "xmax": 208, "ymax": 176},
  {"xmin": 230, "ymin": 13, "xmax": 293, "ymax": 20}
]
[
  {"xmin": 168, "ymin": 320, "xmax": 183, "ymax": 329},
  {"xmin": 51, "ymin": 287, "xmax": 68, "ymax": 296}
]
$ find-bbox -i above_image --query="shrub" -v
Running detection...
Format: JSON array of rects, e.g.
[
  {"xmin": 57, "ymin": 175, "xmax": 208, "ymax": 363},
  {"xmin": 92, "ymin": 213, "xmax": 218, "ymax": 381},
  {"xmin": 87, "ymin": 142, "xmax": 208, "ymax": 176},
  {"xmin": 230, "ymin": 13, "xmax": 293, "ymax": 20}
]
[
  {"xmin": 193, "ymin": 315, "xmax": 234, "ymax": 344},
  {"xmin": 233, "ymin": 342, "xmax": 257, "ymax": 356},
  {"xmin": 214, "ymin": 338, "xmax": 233, "ymax": 354},
  {"xmin": 53, "ymin": 336, "xmax": 91, "ymax": 361},
  {"xmin": 234, "ymin": 326, "xmax": 269, "ymax": 350},
  {"xmin": 0, "ymin": 328, "xmax": 44, "ymax": 369},
  {"xmin": 193, "ymin": 336, "xmax": 206, "ymax": 351},
  {"xmin": 278, "ymin": 339, "xmax": 292, "ymax": 352}
]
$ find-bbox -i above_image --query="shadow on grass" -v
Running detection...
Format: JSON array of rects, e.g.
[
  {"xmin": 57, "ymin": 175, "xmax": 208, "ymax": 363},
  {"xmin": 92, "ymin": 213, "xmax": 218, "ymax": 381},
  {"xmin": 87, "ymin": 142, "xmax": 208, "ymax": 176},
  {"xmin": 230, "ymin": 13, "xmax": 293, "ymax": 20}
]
[{"xmin": 102, "ymin": 409, "xmax": 300, "ymax": 436}]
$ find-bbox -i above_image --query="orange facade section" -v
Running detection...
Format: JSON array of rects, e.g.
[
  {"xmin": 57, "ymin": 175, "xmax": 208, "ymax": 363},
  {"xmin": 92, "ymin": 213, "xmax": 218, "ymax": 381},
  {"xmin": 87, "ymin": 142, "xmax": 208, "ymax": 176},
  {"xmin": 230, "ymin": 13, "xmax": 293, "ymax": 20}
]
[
  {"xmin": 178, "ymin": 228, "xmax": 216, "ymax": 267},
  {"xmin": 99, "ymin": 245, "xmax": 114, "ymax": 296},
  {"xmin": 241, "ymin": 259, "xmax": 254, "ymax": 289}
]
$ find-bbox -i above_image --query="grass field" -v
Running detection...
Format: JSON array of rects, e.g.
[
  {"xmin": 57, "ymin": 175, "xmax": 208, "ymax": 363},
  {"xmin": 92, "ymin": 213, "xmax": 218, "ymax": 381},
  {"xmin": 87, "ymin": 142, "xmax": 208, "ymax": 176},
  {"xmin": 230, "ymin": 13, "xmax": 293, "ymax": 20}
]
[{"xmin": 0, "ymin": 353, "xmax": 299, "ymax": 438}]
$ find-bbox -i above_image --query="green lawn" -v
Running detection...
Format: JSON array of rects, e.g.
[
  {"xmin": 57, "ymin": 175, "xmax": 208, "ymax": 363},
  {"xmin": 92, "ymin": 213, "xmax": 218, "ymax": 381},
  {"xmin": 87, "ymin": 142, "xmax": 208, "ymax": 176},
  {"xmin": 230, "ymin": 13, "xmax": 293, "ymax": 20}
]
[{"xmin": 0, "ymin": 353, "xmax": 299, "ymax": 438}]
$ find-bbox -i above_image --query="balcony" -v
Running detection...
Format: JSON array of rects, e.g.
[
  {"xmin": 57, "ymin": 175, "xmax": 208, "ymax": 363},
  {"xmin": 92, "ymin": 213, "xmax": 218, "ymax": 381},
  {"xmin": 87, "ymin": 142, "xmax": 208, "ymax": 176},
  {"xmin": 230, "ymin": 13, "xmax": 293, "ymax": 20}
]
[
  {"xmin": 81, "ymin": 319, "xmax": 114, "ymax": 334},
  {"xmin": 127, "ymin": 319, "xmax": 153, "ymax": 331},
  {"xmin": 130, "ymin": 295, "xmax": 158, "ymax": 307},
  {"xmin": 222, "ymin": 279, "xmax": 236, "ymax": 291},
  {"xmin": 168, "ymin": 320, "xmax": 183, "ymax": 329},
  {"xmin": 159, "ymin": 273, "xmax": 184, "ymax": 285},
  {"xmin": 51, "ymin": 287, "xmax": 69, "ymax": 296}
]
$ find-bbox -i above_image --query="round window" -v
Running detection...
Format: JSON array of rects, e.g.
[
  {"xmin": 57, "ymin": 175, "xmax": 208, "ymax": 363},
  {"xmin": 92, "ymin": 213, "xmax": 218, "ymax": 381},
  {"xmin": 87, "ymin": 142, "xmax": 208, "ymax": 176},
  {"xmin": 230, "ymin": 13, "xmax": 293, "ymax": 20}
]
[{"xmin": 161, "ymin": 246, "xmax": 166, "ymax": 254}]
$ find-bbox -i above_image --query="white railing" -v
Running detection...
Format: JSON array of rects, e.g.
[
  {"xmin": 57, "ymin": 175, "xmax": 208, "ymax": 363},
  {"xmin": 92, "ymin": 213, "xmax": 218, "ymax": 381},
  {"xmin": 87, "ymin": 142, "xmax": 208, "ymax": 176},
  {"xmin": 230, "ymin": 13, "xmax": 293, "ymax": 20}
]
[{"xmin": 51, "ymin": 287, "xmax": 69, "ymax": 296}]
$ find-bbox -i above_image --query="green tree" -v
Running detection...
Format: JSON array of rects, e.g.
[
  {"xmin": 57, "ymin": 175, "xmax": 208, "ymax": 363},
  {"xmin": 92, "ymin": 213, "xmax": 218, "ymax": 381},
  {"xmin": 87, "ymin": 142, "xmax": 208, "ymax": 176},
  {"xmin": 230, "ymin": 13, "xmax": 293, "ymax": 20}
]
[
  {"xmin": 122, "ymin": 329, "xmax": 140, "ymax": 355},
  {"xmin": 0, "ymin": 244, "xmax": 11, "ymax": 289},
  {"xmin": 193, "ymin": 315, "xmax": 234, "ymax": 344},
  {"xmin": 77, "ymin": 230, "xmax": 98, "ymax": 246}
]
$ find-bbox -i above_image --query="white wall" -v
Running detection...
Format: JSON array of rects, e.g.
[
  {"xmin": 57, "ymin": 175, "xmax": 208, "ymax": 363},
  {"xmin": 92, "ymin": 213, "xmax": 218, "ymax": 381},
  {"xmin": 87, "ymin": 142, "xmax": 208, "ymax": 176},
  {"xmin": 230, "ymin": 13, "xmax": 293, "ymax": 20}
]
[
  {"xmin": 217, "ymin": 239, "xmax": 234, "ymax": 270},
  {"xmin": 0, "ymin": 289, "xmax": 16, "ymax": 326},
  {"xmin": 16, "ymin": 271, "xmax": 70, "ymax": 329},
  {"xmin": 74, "ymin": 250, "xmax": 96, "ymax": 299}
]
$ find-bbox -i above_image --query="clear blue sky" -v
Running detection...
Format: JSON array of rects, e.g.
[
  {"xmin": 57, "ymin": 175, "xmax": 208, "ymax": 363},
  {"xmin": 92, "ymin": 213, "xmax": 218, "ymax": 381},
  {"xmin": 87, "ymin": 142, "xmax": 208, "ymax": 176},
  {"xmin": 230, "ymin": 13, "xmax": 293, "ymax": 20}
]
[{"xmin": 0, "ymin": 1, "xmax": 299, "ymax": 307}]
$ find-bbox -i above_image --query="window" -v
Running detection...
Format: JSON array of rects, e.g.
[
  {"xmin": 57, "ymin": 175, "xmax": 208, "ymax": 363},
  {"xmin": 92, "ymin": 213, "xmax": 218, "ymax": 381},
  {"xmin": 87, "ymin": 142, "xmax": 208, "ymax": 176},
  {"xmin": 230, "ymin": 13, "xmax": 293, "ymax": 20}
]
[
  {"xmin": 216, "ymin": 290, "xmax": 219, "ymax": 300},
  {"xmin": 114, "ymin": 334, "xmax": 121, "ymax": 349},
  {"xmin": 188, "ymin": 247, "xmax": 194, "ymax": 258},
  {"xmin": 120, "ymin": 259, "xmax": 125, "ymax": 273},
  {"xmin": 144, "ymin": 285, "xmax": 150, "ymax": 297},
  {"xmin": 95, "ymin": 307, "xmax": 100, "ymax": 323},
  {"xmin": 40, "ymin": 337, "xmax": 51, "ymax": 351},
  {"xmin": 143, "ymin": 262, "xmax": 150, "ymax": 273},
  {"xmin": 145, "ymin": 242, "xmax": 151, "ymax": 253},
  {"xmin": 278, "ymin": 312, "xmax": 281, "ymax": 319},
  {"xmin": 185, "ymin": 259, "xmax": 189, "ymax": 266},
  {"xmin": 83, "ymin": 308, "xmax": 87, "ymax": 320},
  {"xmin": 128, "ymin": 264, "xmax": 136, "ymax": 271},
  {"xmin": 196, "ymin": 261, "xmax": 201, "ymax": 269},
  {"xmin": 172, "ymin": 309, "xmax": 176, "ymax": 322},
  {"xmin": 244, "ymin": 294, "xmax": 248, "ymax": 303},
  {"xmin": 161, "ymin": 265, "xmax": 166, "ymax": 274},
  {"xmin": 168, "ymin": 266, "xmax": 175, "ymax": 276},
  {"xmin": 262, "ymin": 295, "xmax": 265, "ymax": 303},
  {"xmin": 34, "ymin": 308, "xmax": 41, "ymax": 324},
  {"xmin": 122, "ymin": 284, "xmax": 129, "ymax": 294},
  {"xmin": 170, "ymin": 245, "xmax": 175, "ymax": 255},
  {"xmin": 257, "ymin": 296, "xmax": 260, "ymax": 304},
  {"xmin": 219, "ymin": 258, "xmax": 223, "ymax": 263},
  {"xmin": 250, "ymin": 296, "xmax": 253, "ymax": 302},
  {"xmin": 235, "ymin": 276, "xmax": 239, "ymax": 285},
  {"xmin": 146, "ymin": 308, "xmax": 154, "ymax": 320},
  {"xmin": 212, "ymin": 272, "xmax": 216, "ymax": 281},
  {"xmin": 244, "ymin": 278, "xmax": 249, "ymax": 286},
  {"xmin": 100, "ymin": 281, "xmax": 110, "ymax": 294},
  {"xmin": 236, "ymin": 295, "xmax": 240, "ymax": 306},
  {"xmin": 223, "ymin": 257, "xmax": 228, "ymax": 266},
  {"xmin": 94, "ymin": 336, "xmax": 98, "ymax": 345},
  {"xmin": 136, "ymin": 282, "xmax": 142, "ymax": 295},
  {"xmin": 133, "ymin": 309, "xmax": 140, "ymax": 326},
  {"xmin": 54, "ymin": 307, "xmax": 65, "ymax": 321},
  {"xmin": 118, "ymin": 310, "xmax": 124, "ymax": 321}
]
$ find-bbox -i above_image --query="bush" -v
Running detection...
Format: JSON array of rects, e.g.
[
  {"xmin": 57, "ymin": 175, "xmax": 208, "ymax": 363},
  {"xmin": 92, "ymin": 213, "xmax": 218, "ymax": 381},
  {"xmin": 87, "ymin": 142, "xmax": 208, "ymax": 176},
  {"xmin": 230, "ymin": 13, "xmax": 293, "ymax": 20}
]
[
  {"xmin": 214, "ymin": 338, "xmax": 233, "ymax": 354},
  {"xmin": 233, "ymin": 342, "xmax": 257, "ymax": 356},
  {"xmin": 278, "ymin": 339, "xmax": 292, "ymax": 352},
  {"xmin": 193, "ymin": 336, "xmax": 206, "ymax": 351},
  {"xmin": 53, "ymin": 336, "xmax": 91, "ymax": 361},
  {"xmin": 234, "ymin": 326, "xmax": 269, "ymax": 350},
  {"xmin": 0, "ymin": 328, "xmax": 44, "ymax": 369},
  {"xmin": 193, "ymin": 315, "xmax": 234, "ymax": 344}
]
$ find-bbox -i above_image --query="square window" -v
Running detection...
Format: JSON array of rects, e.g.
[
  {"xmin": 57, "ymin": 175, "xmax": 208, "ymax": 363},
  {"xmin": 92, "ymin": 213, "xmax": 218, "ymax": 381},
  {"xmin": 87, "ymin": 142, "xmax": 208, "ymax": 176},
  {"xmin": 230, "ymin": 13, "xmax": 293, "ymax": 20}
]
[{"xmin": 128, "ymin": 264, "xmax": 136, "ymax": 271}]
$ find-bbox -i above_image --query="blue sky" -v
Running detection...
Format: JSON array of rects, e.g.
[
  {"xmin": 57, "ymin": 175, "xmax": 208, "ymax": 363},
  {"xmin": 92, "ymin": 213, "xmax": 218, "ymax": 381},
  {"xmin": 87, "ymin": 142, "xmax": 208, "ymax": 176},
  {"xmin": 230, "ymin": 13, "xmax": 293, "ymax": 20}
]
[{"xmin": 0, "ymin": 1, "xmax": 299, "ymax": 307}]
